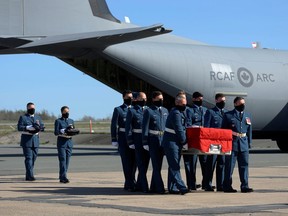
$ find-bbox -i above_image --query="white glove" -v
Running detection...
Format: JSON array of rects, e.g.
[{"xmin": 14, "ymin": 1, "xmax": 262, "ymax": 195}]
[
  {"xmin": 26, "ymin": 125, "xmax": 35, "ymax": 131},
  {"xmin": 182, "ymin": 143, "xmax": 188, "ymax": 151},
  {"xmin": 129, "ymin": 144, "xmax": 135, "ymax": 149},
  {"xmin": 112, "ymin": 142, "xmax": 119, "ymax": 147},
  {"xmin": 143, "ymin": 145, "xmax": 149, "ymax": 151},
  {"xmin": 60, "ymin": 128, "xmax": 66, "ymax": 134}
]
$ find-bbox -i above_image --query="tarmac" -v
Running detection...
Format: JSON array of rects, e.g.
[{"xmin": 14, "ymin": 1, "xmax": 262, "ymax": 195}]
[{"xmin": 0, "ymin": 139, "xmax": 287, "ymax": 216}]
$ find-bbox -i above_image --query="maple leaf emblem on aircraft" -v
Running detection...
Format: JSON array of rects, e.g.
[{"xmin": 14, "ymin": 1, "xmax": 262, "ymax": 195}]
[{"xmin": 241, "ymin": 72, "xmax": 250, "ymax": 82}]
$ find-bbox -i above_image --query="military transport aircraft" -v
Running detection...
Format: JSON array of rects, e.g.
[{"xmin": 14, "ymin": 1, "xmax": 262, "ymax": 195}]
[{"xmin": 0, "ymin": 0, "xmax": 287, "ymax": 151}]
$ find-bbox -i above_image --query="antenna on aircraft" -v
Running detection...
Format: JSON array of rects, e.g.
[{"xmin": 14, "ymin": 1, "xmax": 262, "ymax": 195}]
[{"xmin": 124, "ymin": 16, "xmax": 131, "ymax": 23}]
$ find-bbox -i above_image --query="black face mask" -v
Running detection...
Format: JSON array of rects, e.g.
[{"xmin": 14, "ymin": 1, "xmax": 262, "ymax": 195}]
[
  {"xmin": 132, "ymin": 100, "xmax": 137, "ymax": 106},
  {"xmin": 62, "ymin": 113, "xmax": 69, "ymax": 119},
  {"xmin": 176, "ymin": 105, "xmax": 186, "ymax": 112},
  {"xmin": 216, "ymin": 101, "xmax": 225, "ymax": 109},
  {"xmin": 27, "ymin": 108, "xmax": 35, "ymax": 115},
  {"xmin": 193, "ymin": 100, "xmax": 203, "ymax": 107},
  {"xmin": 235, "ymin": 104, "xmax": 245, "ymax": 112},
  {"xmin": 153, "ymin": 99, "xmax": 163, "ymax": 107},
  {"xmin": 137, "ymin": 100, "xmax": 146, "ymax": 107},
  {"xmin": 124, "ymin": 98, "xmax": 132, "ymax": 106}
]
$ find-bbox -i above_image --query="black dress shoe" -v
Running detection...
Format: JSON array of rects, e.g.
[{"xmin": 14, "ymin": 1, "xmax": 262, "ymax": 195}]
[
  {"xmin": 241, "ymin": 188, "xmax": 254, "ymax": 193},
  {"xmin": 60, "ymin": 178, "xmax": 70, "ymax": 183},
  {"xmin": 205, "ymin": 187, "xmax": 215, "ymax": 192},
  {"xmin": 196, "ymin": 184, "xmax": 201, "ymax": 189},
  {"xmin": 25, "ymin": 177, "xmax": 36, "ymax": 181},
  {"xmin": 180, "ymin": 189, "xmax": 189, "ymax": 195},
  {"xmin": 169, "ymin": 190, "xmax": 180, "ymax": 194},
  {"xmin": 189, "ymin": 187, "xmax": 197, "ymax": 191},
  {"xmin": 223, "ymin": 188, "xmax": 237, "ymax": 193},
  {"xmin": 124, "ymin": 187, "xmax": 135, "ymax": 192}
]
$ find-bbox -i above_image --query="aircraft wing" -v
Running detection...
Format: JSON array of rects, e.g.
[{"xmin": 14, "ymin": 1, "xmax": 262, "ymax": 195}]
[
  {"xmin": 15, "ymin": 24, "xmax": 171, "ymax": 56},
  {"xmin": 0, "ymin": 37, "xmax": 32, "ymax": 48}
]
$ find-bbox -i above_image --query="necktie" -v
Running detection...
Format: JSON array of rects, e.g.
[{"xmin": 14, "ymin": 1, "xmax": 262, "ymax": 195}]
[
  {"xmin": 199, "ymin": 107, "xmax": 203, "ymax": 126},
  {"xmin": 221, "ymin": 109, "xmax": 224, "ymax": 116},
  {"xmin": 240, "ymin": 112, "xmax": 243, "ymax": 120}
]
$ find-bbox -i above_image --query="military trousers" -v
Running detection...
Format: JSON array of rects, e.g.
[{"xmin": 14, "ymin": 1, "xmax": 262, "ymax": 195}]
[
  {"xmin": 163, "ymin": 141, "xmax": 187, "ymax": 192},
  {"xmin": 149, "ymin": 139, "xmax": 165, "ymax": 193},
  {"xmin": 205, "ymin": 154, "xmax": 225, "ymax": 190},
  {"xmin": 57, "ymin": 146, "xmax": 72, "ymax": 180},
  {"xmin": 224, "ymin": 150, "xmax": 249, "ymax": 190},
  {"xmin": 22, "ymin": 146, "xmax": 38, "ymax": 178},
  {"xmin": 118, "ymin": 132, "xmax": 137, "ymax": 190}
]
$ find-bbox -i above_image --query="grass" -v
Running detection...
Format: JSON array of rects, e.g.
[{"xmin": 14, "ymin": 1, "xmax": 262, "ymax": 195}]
[{"xmin": 0, "ymin": 120, "xmax": 111, "ymax": 136}]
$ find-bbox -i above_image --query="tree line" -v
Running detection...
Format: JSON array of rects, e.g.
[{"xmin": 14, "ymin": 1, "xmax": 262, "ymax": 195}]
[
  {"xmin": 0, "ymin": 109, "xmax": 57, "ymax": 121},
  {"xmin": 0, "ymin": 109, "xmax": 111, "ymax": 122}
]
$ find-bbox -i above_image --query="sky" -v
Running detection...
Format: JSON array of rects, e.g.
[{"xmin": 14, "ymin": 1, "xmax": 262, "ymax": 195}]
[{"xmin": 1, "ymin": 0, "xmax": 288, "ymax": 120}]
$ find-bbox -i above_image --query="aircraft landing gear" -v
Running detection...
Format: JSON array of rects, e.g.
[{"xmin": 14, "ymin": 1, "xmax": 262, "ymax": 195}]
[{"xmin": 276, "ymin": 140, "xmax": 288, "ymax": 152}]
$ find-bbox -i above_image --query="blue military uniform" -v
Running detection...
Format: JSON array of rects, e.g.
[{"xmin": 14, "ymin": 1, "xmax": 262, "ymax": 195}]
[
  {"xmin": 162, "ymin": 107, "xmax": 188, "ymax": 194},
  {"xmin": 111, "ymin": 104, "xmax": 136, "ymax": 190},
  {"xmin": 142, "ymin": 105, "xmax": 168, "ymax": 193},
  {"xmin": 54, "ymin": 117, "xmax": 75, "ymax": 181},
  {"xmin": 222, "ymin": 109, "xmax": 252, "ymax": 191},
  {"xmin": 17, "ymin": 113, "xmax": 44, "ymax": 180},
  {"xmin": 185, "ymin": 104, "xmax": 207, "ymax": 190},
  {"xmin": 204, "ymin": 106, "xmax": 227, "ymax": 191},
  {"xmin": 125, "ymin": 104, "xmax": 149, "ymax": 192}
]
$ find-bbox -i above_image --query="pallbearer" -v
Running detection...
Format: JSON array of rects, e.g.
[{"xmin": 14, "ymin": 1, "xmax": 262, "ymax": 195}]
[
  {"xmin": 17, "ymin": 102, "xmax": 44, "ymax": 181},
  {"xmin": 222, "ymin": 97, "xmax": 253, "ymax": 193},
  {"xmin": 204, "ymin": 93, "xmax": 227, "ymax": 191},
  {"xmin": 111, "ymin": 90, "xmax": 137, "ymax": 191},
  {"xmin": 162, "ymin": 91, "xmax": 188, "ymax": 195},
  {"xmin": 142, "ymin": 91, "xmax": 168, "ymax": 194},
  {"xmin": 54, "ymin": 106, "xmax": 79, "ymax": 183},
  {"xmin": 126, "ymin": 92, "xmax": 149, "ymax": 193}
]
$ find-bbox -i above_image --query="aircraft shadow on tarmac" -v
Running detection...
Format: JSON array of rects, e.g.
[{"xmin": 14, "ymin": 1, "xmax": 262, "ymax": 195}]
[
  {"xmin": 0, "ymin": 147, "xmax": 119, "ymax": 158},
  {"xmin": 14, "ymin": 186, "xmax": 158, "ymax": 196},
  {"xmin": 0, "ymin": 148, "xmax": 285, "ymax": 158},
  {"xmin": 8, "ymin": 185, "xmax": 288, "ymax": 195}
]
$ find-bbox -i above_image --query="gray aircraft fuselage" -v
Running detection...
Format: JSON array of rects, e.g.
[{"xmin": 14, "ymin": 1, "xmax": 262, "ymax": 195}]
[{"xmin": 0, "ymin": 0, "xmax": 287, "ymax": 151}]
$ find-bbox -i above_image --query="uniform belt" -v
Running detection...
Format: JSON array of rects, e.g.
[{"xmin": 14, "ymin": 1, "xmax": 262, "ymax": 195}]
[
  {"xmin": 132, "ymin": 129, "xmax": 142, "ymax": 133},
  {"xmin": 232, "ymin": 132, "xmax": 246, "ymax": 137},
  {"xmin": 58, "ymin": 134, "xmax": 72, "ymax": 139},
  {"xmin": 165, "ymin": 128, "xmax": 176, "ymax": 134},
  {"xmin": 22, "ymin": 132, "xmax": 38, "ymax": 136},
  {"xmin": 149, "ymin": 130, "xmax": 164, "ymax": 135},
  {"xmin": 119, "ymin": 128, "xmax": 125, "ymax": 132}
]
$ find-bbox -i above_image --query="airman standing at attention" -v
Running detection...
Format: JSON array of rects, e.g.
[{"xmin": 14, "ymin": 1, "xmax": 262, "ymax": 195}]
[
  {"xmin": 142, "ymin": 91, "xmax": 168, "ymax": 194},
  {"xmin": 17, "ymin": 102, "xmax": 44, "ymax": 181},
  {"xmin": 204, "ymin": 93, "xmax": 227, "ymax": 192},
  {"xmin": 222, "ymin": 97, "xmax": 253, "ymax": 193},
  {"xmin": 111, "ymin": 90, "xmax": 136, "ymax": 191},
  {"xmin": 125, "ymin": 92, "xmax": 149, "ymax": 193},
  {"xmin": 162, "ymin": 91, "xmax": 188, "ymax": 195},
  {"xmin": 54, "ymin": 106, "xmax": 79, "ymax": 183},
  {"xmin": 185, "ymin": 92, "xmax": 207, "ymax": 190}
]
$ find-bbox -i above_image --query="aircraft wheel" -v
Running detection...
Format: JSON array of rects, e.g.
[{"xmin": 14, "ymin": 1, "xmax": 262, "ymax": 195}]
[{"xmin": 276, "ymin": 140, "xmax": 288, "ymax": 152}]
